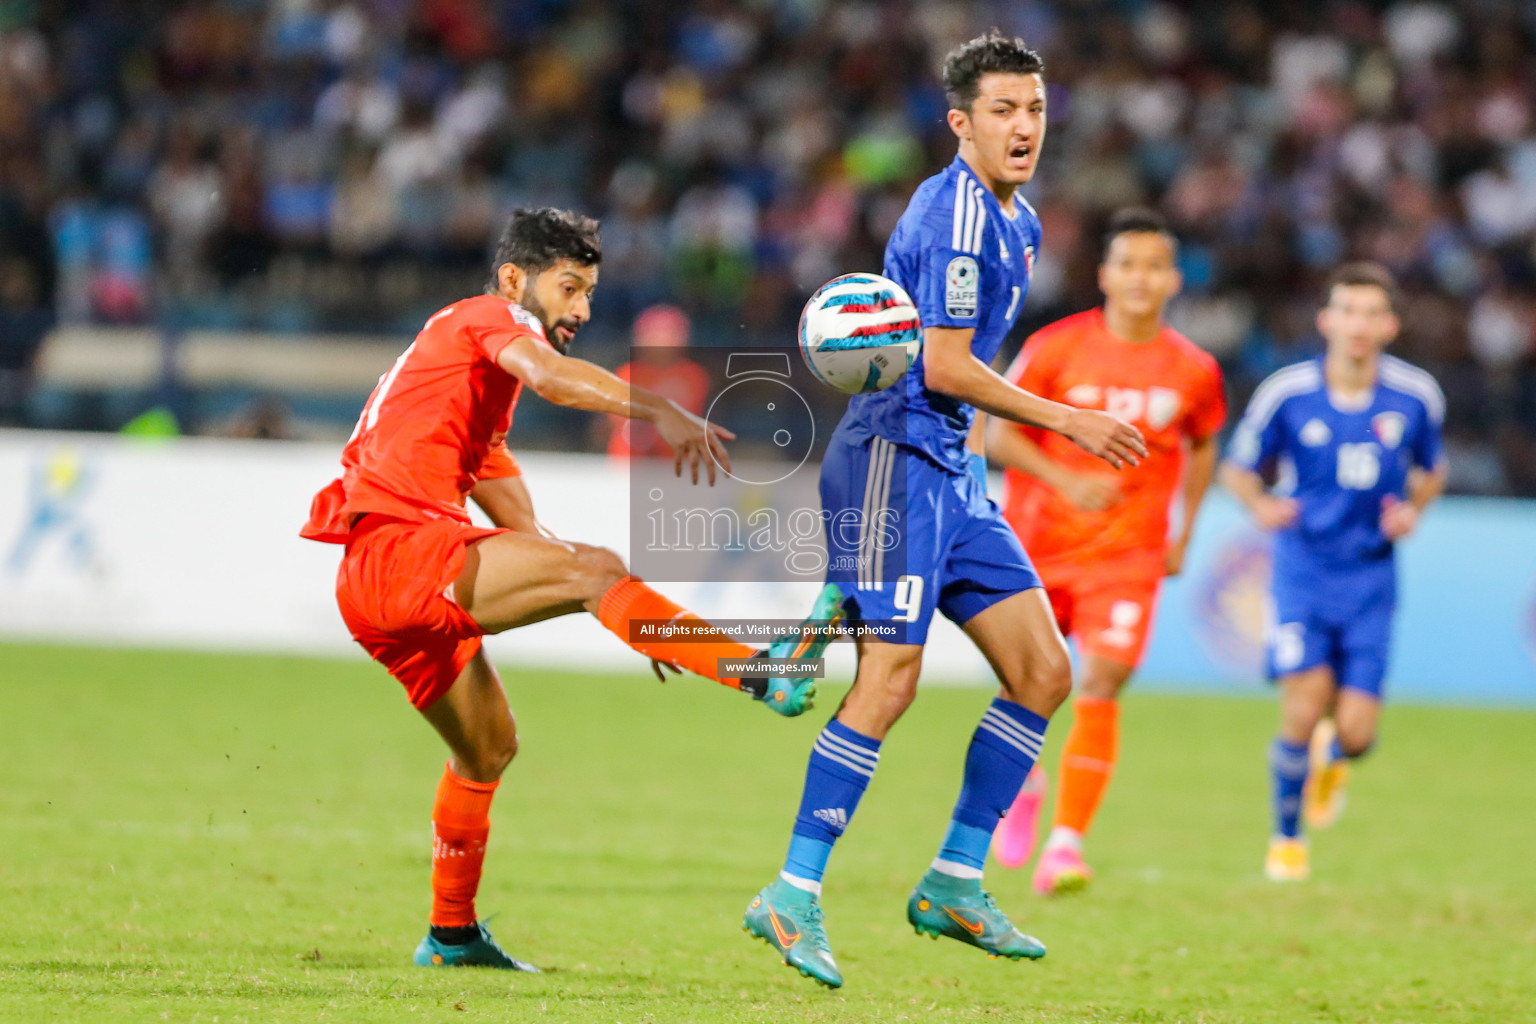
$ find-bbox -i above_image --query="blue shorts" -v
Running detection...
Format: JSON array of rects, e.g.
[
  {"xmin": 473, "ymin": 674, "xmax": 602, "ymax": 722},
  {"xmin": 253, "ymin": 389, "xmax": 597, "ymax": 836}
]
[
  {"xmin": 821, "ymin": 435, "xmax": 1041, "ymax": 645},
  {"xmin": 1267, "ymin": 558, "xmax": 1396, "ymax": 698}
]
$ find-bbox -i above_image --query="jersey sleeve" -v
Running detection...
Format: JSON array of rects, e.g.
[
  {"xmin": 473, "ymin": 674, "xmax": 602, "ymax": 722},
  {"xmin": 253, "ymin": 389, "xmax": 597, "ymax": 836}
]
[
  {"xmin": 477, "ymin": 442, "xmax": 522, "ymax": 480},
  {"xmin": 907, "ymin": 186, "xmax": 996, "ymax": 330},
  {"xmin": 1226, "ymin": 386, "xmax": 1288, "ymax": 471},
  {"xmin": 1004, "ymin": 329, "xmax": 1061, "ymax": 396},
  {"xmin": 1410, "ymin": 397, "xmax": 1444, "ymax": 470},
  {"xmin": 1185, "ymin": 357, "xmax": 1228, "ymax": 441},
  {"xmin": 466, "ymin": 302, "xmax": 552, "ymax": 365}
]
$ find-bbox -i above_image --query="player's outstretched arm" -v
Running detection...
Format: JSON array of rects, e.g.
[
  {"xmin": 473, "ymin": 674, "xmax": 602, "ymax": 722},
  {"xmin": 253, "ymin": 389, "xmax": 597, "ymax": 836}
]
[
  {"xmin": 1219, "ymin": 461, "xmax": 1298, "ymax": 531},
  {"xmin": 496, "ymin": 335, "xmax": 735, "ymax": 484},
  {"xmin": 925, "ymin": 326, "xmax": 1147, "ymax": 469},
  {"xmin": 985, "ymin": 416, "xmax": 1120, "ymax": 511}
]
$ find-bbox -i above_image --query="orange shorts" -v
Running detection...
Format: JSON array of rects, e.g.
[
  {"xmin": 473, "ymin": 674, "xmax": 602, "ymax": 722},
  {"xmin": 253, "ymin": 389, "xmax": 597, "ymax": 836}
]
[
  {"xmin": 1039, "ymin": 562, "xmax": 1163, "ymax": 669},
  {"xmin": 336, "ymin": 514, "xmax": 509, "ymax": 710}
]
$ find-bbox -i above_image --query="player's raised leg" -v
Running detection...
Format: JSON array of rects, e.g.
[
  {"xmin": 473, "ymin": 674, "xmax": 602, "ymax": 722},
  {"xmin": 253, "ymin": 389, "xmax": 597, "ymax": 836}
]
[
  {"xmin": 908, "ymin": 588, "xmax": 1068, "ymax": 959},
  {"xmin": 1268, "ymin": 665, "xmax": 1333, "ymax": 881},
  {"xmin": 412, "ymin": 649, "xmax": 538, "ymax": 970},
  {"xmin": 455, "ymin": 529, "xmax": 821, "ymax": 715}
]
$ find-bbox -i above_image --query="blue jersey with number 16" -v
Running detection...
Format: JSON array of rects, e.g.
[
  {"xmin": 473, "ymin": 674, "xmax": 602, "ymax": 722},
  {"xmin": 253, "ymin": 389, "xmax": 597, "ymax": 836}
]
[
  {"xmin": 1227, "ymin": 354, "xmax": 1444, "ymax": 567},
  {"xmin": 832, "ymin": 155, "xmax": 1041, "ymax": 475}
]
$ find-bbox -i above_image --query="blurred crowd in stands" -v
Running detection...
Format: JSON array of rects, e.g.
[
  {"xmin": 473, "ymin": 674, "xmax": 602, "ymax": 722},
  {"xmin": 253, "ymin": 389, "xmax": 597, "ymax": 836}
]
[{"xmin": 2, "ymin": 0, "xmax": 1536, "ymax": 493}]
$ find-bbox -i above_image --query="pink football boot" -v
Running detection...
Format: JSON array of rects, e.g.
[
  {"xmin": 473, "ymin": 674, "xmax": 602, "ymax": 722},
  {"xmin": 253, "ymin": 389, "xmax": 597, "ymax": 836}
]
[
  {"xmin": 992, "ymin": 767, "xmax": 1047, "ymax": 869},
  {"xmin": 1032, "ymin": 840, "xmax": 1092, "ymax": 895}
]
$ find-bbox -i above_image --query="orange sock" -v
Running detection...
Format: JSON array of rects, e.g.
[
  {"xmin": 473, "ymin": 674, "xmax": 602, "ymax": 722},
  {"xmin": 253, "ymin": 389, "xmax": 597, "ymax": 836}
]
[
  {"xmin": 430, "ymin": 762, "xmax": 498, "ymax": 928},
  {"xmin": 596, "ymin": 576, "xmax": 757, "ymax": 686},
  {"xmin": 1052, "ymin": 695, "xmax": 1120, "ymax": 837}
]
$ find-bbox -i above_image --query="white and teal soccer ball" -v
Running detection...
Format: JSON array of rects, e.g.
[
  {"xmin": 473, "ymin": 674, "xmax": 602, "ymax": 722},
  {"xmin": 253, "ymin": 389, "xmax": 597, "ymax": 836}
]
[{"xmin": 798, "ymin": 273, "xmax": 922, "ymax": 394}]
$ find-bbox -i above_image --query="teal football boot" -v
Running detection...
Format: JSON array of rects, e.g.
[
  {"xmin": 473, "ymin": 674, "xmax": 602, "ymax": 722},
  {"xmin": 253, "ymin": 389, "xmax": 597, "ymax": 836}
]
[
  {"xmin": 412, "ymin": 921, "xmax": 541, "ymax": 971},
  {"xmin": 740, "ymin": 584, "xmax": 848, "ymax": 717},
  {"xmin": 743, "ymin": 878, "xmax": 843, "ymax": 988},
  {"xmin": 907, "ymin": 870, "xmax": 1047, "ymax": 960}
]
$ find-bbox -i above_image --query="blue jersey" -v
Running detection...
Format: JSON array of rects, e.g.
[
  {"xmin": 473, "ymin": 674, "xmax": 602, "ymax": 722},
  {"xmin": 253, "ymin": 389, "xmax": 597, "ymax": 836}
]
[
  {"xmin": 1228, "ymin": 355, "xmax": 1444, "ymax": 568},
  {"xmin": 833, "ymin": 155, "xmax": 1041, "ymax": 474}
]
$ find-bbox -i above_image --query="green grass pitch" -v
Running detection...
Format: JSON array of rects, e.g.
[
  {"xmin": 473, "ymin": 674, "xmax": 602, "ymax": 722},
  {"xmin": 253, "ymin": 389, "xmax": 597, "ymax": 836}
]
[{"xmin": 1, "ymin": 643, "xmax": 1533, "ymax": 1023}]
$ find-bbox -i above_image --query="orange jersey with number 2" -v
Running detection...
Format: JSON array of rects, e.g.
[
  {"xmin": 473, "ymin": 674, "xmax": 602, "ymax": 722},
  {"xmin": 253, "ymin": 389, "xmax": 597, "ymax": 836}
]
[{"xmin": 1000, "ymin": 308, "xmax": 1225, "ymax": 572}]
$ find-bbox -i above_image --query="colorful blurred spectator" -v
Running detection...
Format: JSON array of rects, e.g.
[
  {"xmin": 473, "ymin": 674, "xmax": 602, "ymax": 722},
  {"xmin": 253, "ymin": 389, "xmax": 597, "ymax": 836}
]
[
  {"xmin": 3, "ymin": 0, "xmax": 1536, "ymax": 491},
  {"xmin": 605, "ymin": 304, "xmax": 708, "ymax": 461}
]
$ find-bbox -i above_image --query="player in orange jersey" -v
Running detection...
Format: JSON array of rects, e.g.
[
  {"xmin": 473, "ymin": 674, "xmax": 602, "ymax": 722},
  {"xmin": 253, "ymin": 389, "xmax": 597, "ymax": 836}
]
[
  {"xmin": 987, "ymin": 208, "xmax": 1226, "ymax": 894},
  {"xmin": 301, "ymin": 208, "xmax": 832, "ymax": 971}
]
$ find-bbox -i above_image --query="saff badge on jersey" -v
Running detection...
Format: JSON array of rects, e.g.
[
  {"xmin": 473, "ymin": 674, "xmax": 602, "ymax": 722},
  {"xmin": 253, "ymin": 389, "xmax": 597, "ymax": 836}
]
[{"xmin": 945, "ymin": 255, "xmax": 979, "ymax": 318}]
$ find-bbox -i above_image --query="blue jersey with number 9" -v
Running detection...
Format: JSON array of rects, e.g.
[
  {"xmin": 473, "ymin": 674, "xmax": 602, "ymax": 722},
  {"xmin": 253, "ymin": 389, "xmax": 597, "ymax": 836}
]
[{"xmin": 832, "ymin": 156, "xmax": 1041, "ymax": 475}]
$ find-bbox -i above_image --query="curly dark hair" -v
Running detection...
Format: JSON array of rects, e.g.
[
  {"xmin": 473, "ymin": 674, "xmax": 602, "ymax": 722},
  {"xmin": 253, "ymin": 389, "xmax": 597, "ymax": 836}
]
[
  {"xmin": 941, "ymin": 30, "xmax": 1045, "ymax": 113},
  {"xmin": 1103, "ymin": 207, "xmax": 1179, "ymax": 258},
  {"xmin": 1323, "ymin": 261, "xmax": 1400, "ymax": 313},
  {"xmin": 488, "ymin": 207, "xmax": 601, "ymax": 289}
]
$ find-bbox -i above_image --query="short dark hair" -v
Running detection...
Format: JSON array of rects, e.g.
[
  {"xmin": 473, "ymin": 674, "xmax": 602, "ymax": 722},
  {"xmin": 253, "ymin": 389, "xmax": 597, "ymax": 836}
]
[
  {"xmin": 489, "ymin": 207, "xmax": 601, "ymax": 287},
  {"xmin": 941, "ymin": 30, "xmax": 1044, "ymax": 112},
  {"xmin": 1103, "ymin": 207, "xmax": 1178, "ymax": 259},
  {"xmin": 1323, "ymin": 261, "xmax": 1399, "ymax": 313}
]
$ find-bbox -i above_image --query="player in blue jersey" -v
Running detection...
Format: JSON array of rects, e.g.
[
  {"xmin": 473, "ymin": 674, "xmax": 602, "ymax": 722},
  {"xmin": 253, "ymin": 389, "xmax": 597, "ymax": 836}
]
[
  {"xmin": 742, "ymin": 32, "xmax": 1146, "ymax": 988},
  {"xmin": 1221, "ymin": 262, "xmax": 1446, "ymax": 882}
]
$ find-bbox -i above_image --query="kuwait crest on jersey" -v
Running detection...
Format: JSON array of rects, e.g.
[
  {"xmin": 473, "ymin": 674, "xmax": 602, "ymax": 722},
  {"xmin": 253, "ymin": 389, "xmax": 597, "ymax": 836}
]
[
  {"xmin": 1372, "ymin": 411, "xmax": 1407, "ymax": 449},
  {"xmin": 1023, "ymin": 245, "xmax": 1036, "ymax": 278}
]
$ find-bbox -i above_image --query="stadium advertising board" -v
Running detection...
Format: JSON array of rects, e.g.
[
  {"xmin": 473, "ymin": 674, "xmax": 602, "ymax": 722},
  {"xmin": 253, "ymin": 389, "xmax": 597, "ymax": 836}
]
[{"xmin": 0, "ymin": 429, "xmax": 1531, "ymax": 705}]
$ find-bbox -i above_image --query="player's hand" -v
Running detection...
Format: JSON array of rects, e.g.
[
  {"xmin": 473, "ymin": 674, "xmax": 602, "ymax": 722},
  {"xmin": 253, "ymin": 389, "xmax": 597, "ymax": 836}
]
[
  {"xmin": 654, "ymin": 401, "xmax": 735, "ymax": 485},
  {"xmin": 1064, "ymin": 408, "xmax": 1147, "ymax": 470},
  {"xmin": 1058, "ymin": 471, "xmax": 1121, "ymax": 512},
  {"xmin": 1164, "ymin": 537, "xmax": 1188, "ymax": 576},
  {"xmin": 1249, "ymin": 494, "xmax": 1299, "ymax": 531},
  {"xmin": 650, "ymin": 658, "xmax": 682, "ymax": 682},
  {"xmin": 1380, "ymin": 496, "xmax": 1419, "ymax": 540}
]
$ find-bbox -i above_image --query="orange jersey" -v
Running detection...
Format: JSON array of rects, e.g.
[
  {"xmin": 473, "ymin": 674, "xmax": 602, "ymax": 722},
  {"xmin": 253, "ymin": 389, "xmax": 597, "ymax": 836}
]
[
  {"xmin": 1000, "ymin": 308, "xmax": 1225, "ymax": 568},
  {"xmin": 301, "ymin": 294, "xmax": 550, "ymax": 543}
]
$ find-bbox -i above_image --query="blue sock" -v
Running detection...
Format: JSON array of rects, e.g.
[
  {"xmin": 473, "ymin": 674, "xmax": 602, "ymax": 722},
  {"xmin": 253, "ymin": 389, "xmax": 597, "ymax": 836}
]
[
  {"xmin": 1328, "ymin": 734, "xmax": 1346, "ymax": 763},
  {"xmin": 780, "ymin": 719, "xmax": 881, "ymax": 893},
  {"xmin": 934, "ymin": 697, "xmax": 1048, "ymax": 877},
  {"xmin": 1269, "ymin": 737, "xmax": 1309, "ymax": 839}
]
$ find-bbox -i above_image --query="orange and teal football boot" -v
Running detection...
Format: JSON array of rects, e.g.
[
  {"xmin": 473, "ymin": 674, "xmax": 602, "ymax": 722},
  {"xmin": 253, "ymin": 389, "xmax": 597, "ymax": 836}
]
[
  {"xmin": 743, "ymin": 879, "xmax": 843, "ymax": 988},
  {"xmin": 412, "ymin": 921, "xmax": 540, "ymax": 971},
  {"xmin": 741, "ymin": 584, "xmax": 847, "ymax": 718},
  {"xmin": 907, "ymin": 869, "xmax": 1047, "ymax": 960}
]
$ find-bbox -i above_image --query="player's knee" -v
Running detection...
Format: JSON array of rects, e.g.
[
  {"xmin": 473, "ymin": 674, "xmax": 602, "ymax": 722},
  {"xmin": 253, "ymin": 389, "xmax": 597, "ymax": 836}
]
[
  {"xmin": 574, "ymin": 544, "xmax": 629, "ymax": 597},
  {"xmin": 854, "ymin": 649, "xmax": 922, "ymax": 722},
  {"xmin": 1336, "ymin": 727, "xmax": 1376, "ymax": 760},
  {"xmin": 1019, "ymin": 643, "xmax": 1073, "ymax": 709},
  {"xmin": 467, "ymin": 729, "xmax": 519, "ymax": 779}
]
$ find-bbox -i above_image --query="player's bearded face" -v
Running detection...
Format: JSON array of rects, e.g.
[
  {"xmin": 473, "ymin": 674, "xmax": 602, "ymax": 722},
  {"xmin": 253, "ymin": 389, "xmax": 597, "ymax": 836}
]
[
  {"xmin": 958, "ymin": 72, "xmax": 1047, "ymax": 188},
  {"xmin": 521, "ymin": 261, "xmax": 598, "ymax": 354}
]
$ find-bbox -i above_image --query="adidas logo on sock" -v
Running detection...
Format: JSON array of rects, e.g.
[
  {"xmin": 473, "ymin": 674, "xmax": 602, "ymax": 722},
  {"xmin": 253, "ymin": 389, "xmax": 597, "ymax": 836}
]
[{"xmin": 813, "ymin": 807, "xmax": 849, "ymax": 832}]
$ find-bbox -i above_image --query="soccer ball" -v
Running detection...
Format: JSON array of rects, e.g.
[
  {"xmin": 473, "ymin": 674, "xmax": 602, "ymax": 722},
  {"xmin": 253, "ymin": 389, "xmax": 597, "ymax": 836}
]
[{"xmin": 798, "ymin": 273, "xmax": 922, "ymax": 394}]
